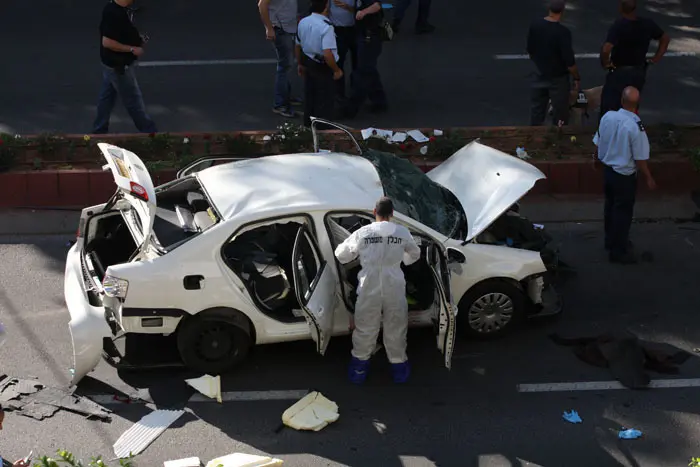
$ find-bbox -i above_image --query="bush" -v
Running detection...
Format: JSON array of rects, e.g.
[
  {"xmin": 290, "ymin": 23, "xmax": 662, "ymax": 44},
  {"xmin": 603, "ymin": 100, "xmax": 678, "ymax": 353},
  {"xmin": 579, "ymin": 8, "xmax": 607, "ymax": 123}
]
[
  {"xmin": 0, "ymin": 133, "xmax": 18, "ymax": 172},
  {"xmin": 32, "ymin": 450, "xmax": 134, "ymax": 467}
]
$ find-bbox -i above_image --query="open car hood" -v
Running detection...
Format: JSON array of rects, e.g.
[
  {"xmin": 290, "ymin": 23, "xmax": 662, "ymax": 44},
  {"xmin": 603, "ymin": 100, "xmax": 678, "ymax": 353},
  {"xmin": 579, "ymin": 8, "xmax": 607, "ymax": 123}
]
[
  {"xmin": 426, "ymin": 141, "xmax": 546, "ymax": 242},
  {"xmin": 97, "ymin": 143, "xmax": 157, "ymax": 252}
]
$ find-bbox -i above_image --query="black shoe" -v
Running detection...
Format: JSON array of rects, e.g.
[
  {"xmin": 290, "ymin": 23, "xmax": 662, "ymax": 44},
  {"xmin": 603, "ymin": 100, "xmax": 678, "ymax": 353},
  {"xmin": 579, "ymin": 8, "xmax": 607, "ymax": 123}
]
[
  {"xmin": 609, "ymin": 251, "xmax": 638, "ymax": 264},
  {"xmin": 415, "ymin": 24, "xmax": 436, "ymax": 35},
  {"xmin": 392, "ymin": 20, "xmax": 401, "ymax": 34}
]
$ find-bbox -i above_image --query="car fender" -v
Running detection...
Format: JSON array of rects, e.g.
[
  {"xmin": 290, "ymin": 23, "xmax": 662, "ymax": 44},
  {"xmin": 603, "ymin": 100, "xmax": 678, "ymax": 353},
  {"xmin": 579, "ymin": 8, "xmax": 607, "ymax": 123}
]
[
  {"xmin": 448, "ymin": 243, "xmax": 546, "ymax": 305},
  {"xmin": 178, "ymin": 307, "xmax": 255, "ymax": 341}
]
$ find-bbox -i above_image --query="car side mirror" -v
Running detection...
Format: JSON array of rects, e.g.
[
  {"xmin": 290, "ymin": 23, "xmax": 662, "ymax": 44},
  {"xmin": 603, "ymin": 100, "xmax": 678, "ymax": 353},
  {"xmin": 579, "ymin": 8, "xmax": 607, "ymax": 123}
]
[{"xmin": 447, "ymin": 248, "xmax": 466, "ymax": 264}]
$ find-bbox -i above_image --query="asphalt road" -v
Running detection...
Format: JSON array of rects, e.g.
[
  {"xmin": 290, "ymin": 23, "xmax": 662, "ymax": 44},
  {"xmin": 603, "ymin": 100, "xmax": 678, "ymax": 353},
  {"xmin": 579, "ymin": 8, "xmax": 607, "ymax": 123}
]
[
  {"xmin": 0, "ymin": 0, "xmax": 699, "ymax": 135},
  {"xmin": 2, "ymin": 221, "xmax": 700, "ymax": 466}
]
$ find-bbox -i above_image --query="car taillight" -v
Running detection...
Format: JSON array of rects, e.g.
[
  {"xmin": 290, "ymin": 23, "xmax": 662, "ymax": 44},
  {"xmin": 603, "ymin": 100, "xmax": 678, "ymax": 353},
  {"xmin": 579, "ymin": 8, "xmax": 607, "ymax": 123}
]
[
  {"xmin": 77, "ymin": 218, "xmax": 86, "ymax": 238},
  {"xmin": 130, "ymin": 182, "xmax": 149, "ymax": 202}
]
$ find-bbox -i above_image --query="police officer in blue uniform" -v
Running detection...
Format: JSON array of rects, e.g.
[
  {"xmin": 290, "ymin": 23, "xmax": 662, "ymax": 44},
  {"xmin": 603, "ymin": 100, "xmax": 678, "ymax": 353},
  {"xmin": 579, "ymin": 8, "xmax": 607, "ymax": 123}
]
[
  {"xmin": 598, "ymin": 0, "xmax": 670, "ymax": 119},
  {"xmin": 343, "ymin": 0, "xmax": 387, "ymax": 118},
  {"xmin": 295, "ymin": 0, "xmax": 344, "ymax": 127},
  {"xmin": 593, "ymin": 86, "xmax": 656, "ymax": 264}
]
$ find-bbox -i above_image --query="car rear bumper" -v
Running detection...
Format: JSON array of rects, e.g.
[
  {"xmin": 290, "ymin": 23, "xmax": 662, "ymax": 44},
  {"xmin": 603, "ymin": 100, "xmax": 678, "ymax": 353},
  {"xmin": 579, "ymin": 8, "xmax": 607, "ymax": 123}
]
[{"xmin": 64, "ymin": 243, "xmax": 112, "ymax": 385}]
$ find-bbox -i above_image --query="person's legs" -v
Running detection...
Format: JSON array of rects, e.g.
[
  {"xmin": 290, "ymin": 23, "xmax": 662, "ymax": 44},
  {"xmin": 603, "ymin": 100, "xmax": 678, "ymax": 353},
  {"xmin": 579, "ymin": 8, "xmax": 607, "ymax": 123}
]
[
  {"xmin": 345, "ymin": 34, "xmax": 371, "ymax": 118},
  {"xmin": 609, "ymin": 170, "xmax": 638, "ymax": 262},
  {"xmin": 334, "ymin": 26, "xmax": 352, "ymax": 100},
  {"xmin": 113, "ymin": 65, "xmax": 157, "ymax": 133},
  {"xmin": 392, "ymin": 0, "xmax": 412, "ymax": 30},
  {"xmin": 530, "ymin": 76, "xmax": 550, "ymax": 126},
  {"xmin": 365, "ymin": 38, "xmax": 387, "ymax": 111},
  {"xmin": 603, "ymin": 166, "xmax": 615, "ymax": 250},
  {"xmin": 315, "ymin": 68, "xmax": 336, "ymax": 121},
  {"xmin": 550, "ymin": 75, "xmax": 571, "ymax": 126},
  {"xmin": 272, "ymin": 29, "xmax": 295, "ymax": 116},
  {"xmin": 599, "ymin": 70, "xmax": 624, "ymax": 121},
  {"xmin": 350, "ymin": 278, "xmax": 382, "ymax": 384},
  {"xmin": 92, "ymin": 66, "xmax": 118, "ymax": 134},
  {"xmin": 415, "ymin": 0, "xmax": 434, "ymax": 33},
  {"xmin": 381, "ymin": 278, "xmax": 409, "ymax": 383},
  {"xmin": 302, "ymin": 65, "xmax": 316, "ymax": 128}
]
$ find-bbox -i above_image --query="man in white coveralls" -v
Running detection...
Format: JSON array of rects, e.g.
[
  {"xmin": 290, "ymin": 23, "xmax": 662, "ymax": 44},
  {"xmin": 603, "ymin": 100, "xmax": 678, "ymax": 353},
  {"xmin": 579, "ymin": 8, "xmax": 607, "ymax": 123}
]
[{"xmin": 334, "ymin": 197, "xmax": 421, "ymax": 384}]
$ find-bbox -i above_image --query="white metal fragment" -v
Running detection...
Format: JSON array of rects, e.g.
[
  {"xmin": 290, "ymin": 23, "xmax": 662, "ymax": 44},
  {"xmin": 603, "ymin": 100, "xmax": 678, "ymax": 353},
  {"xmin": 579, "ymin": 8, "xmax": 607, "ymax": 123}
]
[
  {"xmin": 205, "ymin": 453, "xmax": 283, "ymax": 467},
  {"xmin": 281, "ymin": 391, "xmax": 339, "ymax": 432},
  {"xmin": 164, "ymin": 457, "xmax": 201, "ymax": 467},
  {"xmin": 391, "ymin": 132, "xmax": 407, "ymax": 143},
  {"xmin": 113, "ymin": 409, "xmax": 186, "ymax": 458},
  {"xmin": 406, "ymin": 129, "xmax": 429, "ymax": 143},
  {"xmin": 185, "ymin": 375, "xmax": 222, "ymax": 403}
]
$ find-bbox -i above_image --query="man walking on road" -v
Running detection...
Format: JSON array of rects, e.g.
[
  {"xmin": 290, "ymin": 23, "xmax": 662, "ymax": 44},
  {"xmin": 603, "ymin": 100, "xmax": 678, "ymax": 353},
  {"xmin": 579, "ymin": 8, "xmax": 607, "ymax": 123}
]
[
  {"xmin": 92, "ymin": 0, "xmax": 157, "ymax": 134},
  {"xmin": 593, "ymin": 86, "xmax": 656, "ymax": 265},
  {"xmin": 259, "ymin": 0, "xmax": 302, "ymax": 118},
  {"xmin": 329, "ymin": 0, "xmax": 358, "ymax": 105},
  {"xmin": 296, "ymin": 0, "xmax": 343, "ymax": 127},
  {"xmin": 334, "ymin": 197, "xmax": 421, "ymax": 385},
  {"xmin": 526, "ymin": 0, "xmax": 581, "ymax": 127},
  {"xmin": 392, "ymin": 0, "xmax": 435, "ymax": 35},
  {"xmin": 598, "ymin": 0, "xmax": 670, "ymax": 118}
]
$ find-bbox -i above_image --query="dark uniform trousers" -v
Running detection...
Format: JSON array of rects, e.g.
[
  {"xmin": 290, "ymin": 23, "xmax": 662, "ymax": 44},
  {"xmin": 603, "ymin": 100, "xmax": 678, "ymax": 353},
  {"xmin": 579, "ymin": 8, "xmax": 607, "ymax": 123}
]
[
  {"xmin": 334, "ymin": 26, "xmax": 358, "ymax": 100},
  {"xmin": 301, "ymin": 53, "xmax": 336, "ymax": 128},
  {"xmin": 347, "ymin": 31, "xmax": 386, "ymax": 115},
  {"xmin": 530, "ymin": 74, "xmax": 571, "ymax": 126},
  {"xmin": 599, "ymin": 66, "xmax": 647, "ymax": 120},
  {"xmin": 603, "ymin": 165, "xmax": 637, "ymax": 256}
]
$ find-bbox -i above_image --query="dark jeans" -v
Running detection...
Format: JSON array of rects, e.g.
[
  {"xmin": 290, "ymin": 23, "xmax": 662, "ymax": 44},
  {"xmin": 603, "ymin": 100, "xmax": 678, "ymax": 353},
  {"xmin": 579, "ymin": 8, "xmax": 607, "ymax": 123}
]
[
  {"xmin": 92, "ymin": 63, "xmax": 157, "ymax": 134},
  {"xmin": 394, "ymin": 0, "xmax": 433, "ymax": 27},
  {"xmin": 335, "ymin": 26, "xmax": 358, "ymax": 100},
  {"xmin": 599, "ymin": 66, "xmax": 647, "ymax": 120},
  {"xmin": 347, "ymin": 33, "xmax": 386, "ymax": 114},
  {"xmin": 272, "ymin": 27, "xmax": 295, "ymax": 110},
  {"xmin": 530, "ymin": 74, "xmax": 570, "ymax": 126},
  {"xmin": 604, "ymin": 165, "xmax": 637, "ymax": 256},
  {"xmin": 302, "ymin": 56, "xmax": 335, "ymax": 127}
]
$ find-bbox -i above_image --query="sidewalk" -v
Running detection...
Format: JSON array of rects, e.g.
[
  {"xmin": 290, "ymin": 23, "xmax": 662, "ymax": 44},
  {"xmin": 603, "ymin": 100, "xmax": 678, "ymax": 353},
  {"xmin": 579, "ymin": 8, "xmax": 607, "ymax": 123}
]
[{"xmin": 1, "ymin": 195, "xmax": 697, "ymax": 236}]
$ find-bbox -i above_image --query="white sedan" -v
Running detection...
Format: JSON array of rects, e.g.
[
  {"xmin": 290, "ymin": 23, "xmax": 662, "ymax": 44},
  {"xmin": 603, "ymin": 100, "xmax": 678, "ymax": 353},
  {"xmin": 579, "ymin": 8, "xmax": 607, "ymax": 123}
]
[{"xmin": 64, "ymin": 120, "xmax": 562, "ymax": 384}]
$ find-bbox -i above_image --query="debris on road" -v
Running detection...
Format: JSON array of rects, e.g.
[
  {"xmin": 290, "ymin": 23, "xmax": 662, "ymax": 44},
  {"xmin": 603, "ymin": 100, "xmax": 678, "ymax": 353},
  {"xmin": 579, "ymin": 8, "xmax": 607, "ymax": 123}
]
[
  {"xmin": 515, "ymin": 147, "xmax": 530, "ymax": 160},
  {"xmin": 433, "ymin": 129, "xmax": 444, "ymax": 136},
  {"xmin": 185, "ymin": 375, "xmax": 222, "ymax": 403},
  {"xmin": 164, "ymin": 457, "xmax": 202, "ymax": 467},
  {"xmin": 281, "ymin": 391, "xmax": 339, "ymax": 432},
  {"xmin": 406, "ymin": 129, "xmax": 429, "ymax": 143},
  {"xmin": 549, "ymin": 331, "xmax": 692, "ymax": 389},
  {"xmin": 391, "ymin": 132, "xmax": 407, "ymax": 143},
  {"xmin": 619, "ymin": 428, "xmax": 643, "ymax": 439},
  {"xmin": 563, "ymin": 410, "xmax": 582, "ymax": 424},
  {"xmin": 113, "ymin": 409, "xmax": 186, "ymax": 459},
  {"xmin": 0, "ymin": 376, "xmax": 111, "ymax": 421},
  {"xmin": 361, "ymin": 127, "xmax": 393, "ymax": 141},
  {"xmin": 205, "ymin": 453, "xmax": 283, "ymax": 467}
]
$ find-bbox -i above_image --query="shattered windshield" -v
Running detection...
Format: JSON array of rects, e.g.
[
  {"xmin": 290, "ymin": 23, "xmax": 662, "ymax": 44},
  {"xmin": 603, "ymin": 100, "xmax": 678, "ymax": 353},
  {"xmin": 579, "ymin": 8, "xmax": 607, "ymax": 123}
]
[{"xmin": 360, "ymin": 150, "xmax": 467, "ymax": 239}]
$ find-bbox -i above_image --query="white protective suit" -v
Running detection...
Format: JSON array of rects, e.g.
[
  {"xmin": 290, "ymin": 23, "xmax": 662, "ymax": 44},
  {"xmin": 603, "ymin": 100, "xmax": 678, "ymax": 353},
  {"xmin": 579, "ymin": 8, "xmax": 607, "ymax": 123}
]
[{"xmin": 334, "ymin": 221, "xmax": 421, "ymax": 363}]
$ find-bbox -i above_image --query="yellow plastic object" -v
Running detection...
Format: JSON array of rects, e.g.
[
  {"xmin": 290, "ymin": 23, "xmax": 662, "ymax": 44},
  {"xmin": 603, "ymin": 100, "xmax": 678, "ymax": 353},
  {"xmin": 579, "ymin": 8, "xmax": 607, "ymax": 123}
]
[
  {"xmin": 281, "ymin": 391, "xmax": 339, "ymax": 432},
  {"xmin": 205, "ymin": 453, "xmax": 283, "ymax": 467}
]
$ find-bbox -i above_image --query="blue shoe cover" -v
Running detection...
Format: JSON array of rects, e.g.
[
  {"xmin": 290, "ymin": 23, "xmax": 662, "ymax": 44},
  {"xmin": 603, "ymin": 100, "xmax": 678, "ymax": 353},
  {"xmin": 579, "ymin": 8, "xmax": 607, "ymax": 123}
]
[
  {"xmin": 391, "ymin": 361, "xmax": 410, "ymax": 383},
  {"xmin": 349, "ymin": 357, "xmax": 369, "ymax": 384}
]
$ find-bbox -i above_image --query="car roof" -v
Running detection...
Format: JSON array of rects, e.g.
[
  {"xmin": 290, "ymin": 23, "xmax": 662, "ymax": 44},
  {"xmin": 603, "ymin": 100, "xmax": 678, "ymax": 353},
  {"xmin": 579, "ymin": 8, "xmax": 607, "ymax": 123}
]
[{"xmin": 196, "ymin": 153, "xmax": 385, "ymax": 221}]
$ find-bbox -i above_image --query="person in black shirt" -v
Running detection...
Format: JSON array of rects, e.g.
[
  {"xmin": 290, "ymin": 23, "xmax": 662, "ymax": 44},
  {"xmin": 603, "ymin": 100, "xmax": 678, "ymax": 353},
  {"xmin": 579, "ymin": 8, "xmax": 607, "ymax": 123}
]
[
  {"xmin": 598, "ymin": 0, "xmax": 670, "ymax": 118},
  {"xmin": 526, "ymin": 0, "xmax": 581, "ymax": 127},
  {"xmin": 343, "ymin": 0, "xmax": 387, "ymax": 119},
  {"xmin": 92, "ymin": 0, "xmax": 157, "ymax": 134}
]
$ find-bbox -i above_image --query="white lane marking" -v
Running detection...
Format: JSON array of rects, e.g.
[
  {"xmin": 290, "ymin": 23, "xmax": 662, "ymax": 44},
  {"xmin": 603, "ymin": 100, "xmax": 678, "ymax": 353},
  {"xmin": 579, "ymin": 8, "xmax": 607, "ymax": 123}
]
[
  {"xmin": 495, "ymin": 51, "xmax": 698, "ymax": 60},
  {"xmin": 139, "ymin": 58, "xmax": 277, "ymax": 67},
  {"xmin": 88, "ymin": 389, "xmax": 308, "ymax": 405},
  {"xmin": 518, "ymin": 378, "xmax": 700, "ymax": 393}
]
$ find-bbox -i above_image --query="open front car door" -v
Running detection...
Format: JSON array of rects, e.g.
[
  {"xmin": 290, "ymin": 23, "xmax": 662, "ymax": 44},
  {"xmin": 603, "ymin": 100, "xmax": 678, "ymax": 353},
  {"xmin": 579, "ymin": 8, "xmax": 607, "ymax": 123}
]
[
  {"xmin": 292, "ymin": 225, "xmax": 338, "ymax": 355},
  {"xmin": 426, "ymin": 243, "xmax": 457, "ymax": 369}
]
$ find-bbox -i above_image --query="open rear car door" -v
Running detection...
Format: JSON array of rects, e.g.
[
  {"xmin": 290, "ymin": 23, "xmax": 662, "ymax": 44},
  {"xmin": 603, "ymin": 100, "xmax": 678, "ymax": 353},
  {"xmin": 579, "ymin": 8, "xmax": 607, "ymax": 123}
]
[
  {"xmin": 426, "ymin": 243, "xmax": 457, "ymax": 369},
  {"xmin": 291, "ymin": 225, "xmax": 338, "ymax": 355}
]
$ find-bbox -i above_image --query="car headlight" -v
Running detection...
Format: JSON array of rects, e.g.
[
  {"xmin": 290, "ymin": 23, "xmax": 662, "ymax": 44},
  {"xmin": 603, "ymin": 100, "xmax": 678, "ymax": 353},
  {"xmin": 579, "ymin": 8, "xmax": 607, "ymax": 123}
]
[{"xmin": 103, "ymin": 275, "xmax": 129, "ymax": 298}]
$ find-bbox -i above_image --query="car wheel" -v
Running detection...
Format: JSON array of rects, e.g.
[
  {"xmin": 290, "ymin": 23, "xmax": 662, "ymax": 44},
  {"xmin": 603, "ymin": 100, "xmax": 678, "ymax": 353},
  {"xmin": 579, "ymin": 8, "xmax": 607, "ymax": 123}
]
[
  {"xmin": 457, "ymin": 279, "xmax": 526, "ymax": 339},
  {"xmin": 177, "ymin": 314, "xmax": 252, "ymax": 375}
]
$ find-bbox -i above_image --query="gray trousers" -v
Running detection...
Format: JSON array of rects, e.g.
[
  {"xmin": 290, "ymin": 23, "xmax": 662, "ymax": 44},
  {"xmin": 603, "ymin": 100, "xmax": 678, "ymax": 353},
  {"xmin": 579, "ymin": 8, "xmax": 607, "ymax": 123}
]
[{"xmin": 530, "ymin": 74, "xmax": 570, "ymax": 126}]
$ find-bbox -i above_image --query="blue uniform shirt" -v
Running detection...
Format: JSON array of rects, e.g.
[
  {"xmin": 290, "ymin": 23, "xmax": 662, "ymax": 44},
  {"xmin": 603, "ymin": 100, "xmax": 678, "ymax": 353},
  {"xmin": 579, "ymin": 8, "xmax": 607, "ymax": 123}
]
[
  {"xmin": 296, "ymin": 13, "xmax": 339, "ymax": 62},
  {"xmin": 593, "ymin": 109, "xmax": 650, "ymax": 176},
  {"xmin": 329, "ymin": 0, "xmax": 355, "ymax": 27}
]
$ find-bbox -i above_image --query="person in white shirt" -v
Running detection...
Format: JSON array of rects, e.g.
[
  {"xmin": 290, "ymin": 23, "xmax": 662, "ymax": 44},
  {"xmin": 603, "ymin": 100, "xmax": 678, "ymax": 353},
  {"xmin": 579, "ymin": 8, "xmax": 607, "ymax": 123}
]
[
  {"xmin": 295, "ymin": 0, "xmax": 344, "ymax": 127},
  {"xmin": 593, "ymin": 86, "xmax": 656, "ymax": 264},
  {"xmin": 335, "ymin": 197, "xmax": 421, "ymax": 384}
]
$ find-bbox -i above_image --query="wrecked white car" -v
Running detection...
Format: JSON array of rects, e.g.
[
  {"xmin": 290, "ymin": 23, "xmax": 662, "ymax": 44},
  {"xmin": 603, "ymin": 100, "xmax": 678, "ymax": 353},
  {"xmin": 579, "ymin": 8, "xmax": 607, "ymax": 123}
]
[{"xmin": 64, "ymin": 119, "xmax": 562, "ymax": 384}]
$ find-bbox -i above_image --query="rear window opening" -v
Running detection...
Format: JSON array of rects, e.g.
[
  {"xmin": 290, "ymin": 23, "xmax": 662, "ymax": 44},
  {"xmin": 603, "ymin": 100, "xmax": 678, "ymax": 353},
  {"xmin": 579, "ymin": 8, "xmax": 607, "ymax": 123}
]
[
  {"xmin": 325, "ymin": 213, "xmax": 437, "ymax": 313},
  {"xmin": 221, "ymin": 217, "xmax": 316, "ymax": 324},
  {"xmin": 82, "ymin": 177, "xmax": 219, "ymax": 281}
]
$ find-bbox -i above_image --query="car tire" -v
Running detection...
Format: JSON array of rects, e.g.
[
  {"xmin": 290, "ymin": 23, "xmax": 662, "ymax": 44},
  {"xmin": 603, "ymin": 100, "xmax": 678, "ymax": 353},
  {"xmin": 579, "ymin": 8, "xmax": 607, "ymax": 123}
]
[
  {"xmin": 457, "ymin": 279, "xmax": 526, "ymax": 340},
  {"xmin": 177, "ymin": 312, "xmax": 252, "ymax": 375}
]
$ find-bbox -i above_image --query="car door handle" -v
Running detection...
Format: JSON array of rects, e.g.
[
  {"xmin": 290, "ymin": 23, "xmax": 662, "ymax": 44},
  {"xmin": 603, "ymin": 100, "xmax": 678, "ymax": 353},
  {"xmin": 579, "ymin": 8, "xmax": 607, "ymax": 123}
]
[{"xmin": 183, "ymin": 275, "xmax": 205, "ymax": 290}]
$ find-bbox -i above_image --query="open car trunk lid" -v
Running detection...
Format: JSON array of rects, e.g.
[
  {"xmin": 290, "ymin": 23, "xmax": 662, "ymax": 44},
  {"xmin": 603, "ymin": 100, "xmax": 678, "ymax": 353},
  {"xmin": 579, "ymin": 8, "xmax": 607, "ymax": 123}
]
[
  {"xmin": 97, "ymin": 142, "xmax": 157, "ymax": 255},
  {"xmin": 426, "ymin": 141, "xmax": 545, "ymax": 242}
]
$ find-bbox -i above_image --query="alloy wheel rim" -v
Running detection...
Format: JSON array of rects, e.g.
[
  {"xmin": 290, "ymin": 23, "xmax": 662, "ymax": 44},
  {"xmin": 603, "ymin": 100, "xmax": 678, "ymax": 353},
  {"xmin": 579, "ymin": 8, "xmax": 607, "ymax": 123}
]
[{"xmin": 467, "ymin": 292, "xmax": 514, "ymax": 333}]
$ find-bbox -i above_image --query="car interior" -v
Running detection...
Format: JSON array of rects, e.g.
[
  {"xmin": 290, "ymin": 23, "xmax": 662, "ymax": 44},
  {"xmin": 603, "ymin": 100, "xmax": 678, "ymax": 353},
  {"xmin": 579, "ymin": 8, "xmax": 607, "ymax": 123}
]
[
  {"xmin": 221, "ymin": 219, "xmax": 318, "ymax": 324},
  {"xmin": 325, "ymin": 213, "xmax": 438, "ymax": 313}
]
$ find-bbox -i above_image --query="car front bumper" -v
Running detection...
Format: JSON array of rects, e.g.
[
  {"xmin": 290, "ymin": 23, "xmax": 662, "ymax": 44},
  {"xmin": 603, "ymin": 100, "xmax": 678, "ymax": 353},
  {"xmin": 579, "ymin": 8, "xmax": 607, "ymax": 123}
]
[{"xmin": 64, "ymin": 243, "xmax": 112, "ymax": 385}]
